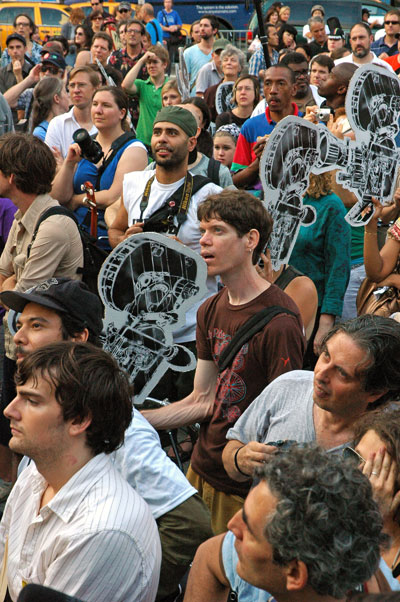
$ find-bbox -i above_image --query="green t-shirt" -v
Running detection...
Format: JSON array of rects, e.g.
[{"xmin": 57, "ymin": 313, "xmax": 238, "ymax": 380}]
[{"xmin": 134, "ymin": 76, "xmax": 168, "ymax": 146}]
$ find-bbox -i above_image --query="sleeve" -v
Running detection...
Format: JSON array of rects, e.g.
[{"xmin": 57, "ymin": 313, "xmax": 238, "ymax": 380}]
[
  {"xmin": 0, "ymin": 50, "xmax": 9, "ymax": 69},
  {"xmin": 221, "ymin": 532, "xmax": 237, "ymax": 589},
  {"xmin": 0, "ymin": 201, "xmax": 16, "ymax": 242},
  {"xmin": 14, "ymin": 216, "xmax": 80, "ymax": 292},
  {"xmin": 134, "ymin": 78, "xmax": 144, "ymax": 98},
  {"xmin": 0, "ymin": 72, "xmax": 7, "ymax": 95},
  {"xmin": 226, "ymin": 384, "xmax": 275, "ymax": 443},
  {"xmin": 248, "ymin": 48, "xmax": 264, "ymax": 77},
  {"xmin": 0, "ymin": 219, "xmax": 17, "ymax": 278},
  {"xmin": 218, "ymin": 164, "xmax": 234, "ymax": 188},
  {"xmin": 44, "ymin": 115, "xmax": 61, "ymax": 153},
  {"xmin": 320, "ymin": 201, "xmax": 351, "ymax": 316},
  {"xmin": 231, "ymin": 130, "xmax": 253, "ymax": 172},
  {"xmin": 175, "ymin": 11, "xmax": 182, "ymax": 26},
  {"xmin": 42, "ymin": 530, "xmax": 159, "ymax": 602},
  {"xmin": 157, "ymin": 10, "xmax": 164, "ymax": 24},
  {"xmin": 196, "ymin": 300, "xmax": 214, "ymax": 361},
  {"xmin": 195, "ymin": 66, "xmax": 208, "ymax": 94}
]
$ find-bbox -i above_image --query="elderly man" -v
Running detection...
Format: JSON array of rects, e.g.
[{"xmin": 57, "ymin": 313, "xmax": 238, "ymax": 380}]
[
  {"xmin": 307, "ymin": 16, "xmax": 328, "ymax": 57},
  {"xmin": 184, "ymin": 445, "xmax": 387, "ymax": 601},
  {"xmin": 222, "ymin": 315, "xmax": 400, "ymax": 482}
]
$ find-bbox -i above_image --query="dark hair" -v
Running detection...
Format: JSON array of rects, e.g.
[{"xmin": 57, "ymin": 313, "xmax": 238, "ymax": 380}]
[
  {"xmin": 59, "ymin": 313, "xmax": 101, "ymax": 347},
  {"xmin": 31, "ymin": 77, "xmax": 65, "ymax": 131},
  {"xmin": 89, "ymin": 9, "xmax": 105, "ymax": 22},
  {"xmin": 181, "ymin": 96, "xmax": 213, "ymax": 156},
  {"xmin": 258, "ymin": 446, "xmax": 388, "ymax": 598},
  {"xmin": 199, "ymin": 14, "xmax": 219, "ymax": 31},
  {"xmin": 15, "ymin": 342, "xmax": 133, "ymax": 455},
  {"xmin": 117, "ymin": 19, "xmax": 128, "ymax": 37},
  {"xmin": 350, "ymin": 22, "xmax": 372, "ymax": 37},
  {"xmin": 126, "ymin": 18, "xmax": 146, "ymax": 35},
  {"xmin": 13, "ymin": 13, "xmax": 34, "ymax": 36},
  {"xmin": 330, "ymin": 47, "xmax": 350, "ymax": 60},
  {"xmin": 197, "ymin": 190, "xmax": 273, "ymax": 264},
  {"xmin": 279, "ymin": 50, "xmax": 307, "ymax": 66},
  {"xmin": 92, "ymin": 31, "xmax": 113, "ymax": 50},
  {"xmin": 48, "ymin": 35, "xmax": 69, "ymax": 56},
  {"xmin": 310, "ymin": 53, "xmax": 334, "ymax": 71},
  {"xmin": 278, "ymin": 24, "xmax": 298, "ymax": 50},
  {"xmin": 75, "ymin": 24, "xmax": 93, "ymax": 50},
  {"xmin": 232, "ymin": 74, "xmax": 260, "ymax": 108},
  {"xmin": 265, "ymin": 63, "xmax": 296, "ymax": 84},
  {"xmin": 265, "ymin": 7, "xmax": 279, "ymax": 23},
  {"xmin": 93, "ymin": 86, "xmax": 129, "ymax": 129},
  {"xmin": 321, "ymin": 315, "xmax": 400, "ymax": 405},
  {"xmin": 295, "ymin": 44, "xmax": 312, "ymax": 61},
  {"xmin": 0, "ymin": 133, "xmax": 56, "ymax": 194}
]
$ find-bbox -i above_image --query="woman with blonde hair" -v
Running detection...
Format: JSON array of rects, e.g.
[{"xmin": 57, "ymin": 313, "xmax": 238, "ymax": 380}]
[
  {"xmin": 289, "ymin": 172, "xmax": 351, "ymax": 367},
  {"xmin": 161, "ymin": 78, "xmax": 182, "ymax": 106}
]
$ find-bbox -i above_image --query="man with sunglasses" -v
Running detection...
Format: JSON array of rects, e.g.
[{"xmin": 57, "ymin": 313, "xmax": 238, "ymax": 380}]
[
  {"xmin": 83, "ymin": 0, "xmax": 109, "ymax": 29},
  {"xmin": 115, "ymin": 2, "xmax": 132, "ymax": 23},
  {"xmin": 372, "ymin": 9, "xmax": 400, "ymax": 58},
  {"xmin": 222, "ymin": 315, "xmax": 400, "ymax": 484},
  {"xmin": 3, "ymin": 51, "xmax": 66, "ymax": 124}
]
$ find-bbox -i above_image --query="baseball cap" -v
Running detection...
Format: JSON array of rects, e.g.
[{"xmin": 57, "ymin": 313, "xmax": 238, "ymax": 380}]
[
  {"xmin": 328, "ymin": 27, "xmax": 345, "ymax": 39},
  {"xmin": 1, "ymin": 278, "xmax": 104, "ymax": 337},
  {"xmin": 40, "ymin": 41, "xmax": 63, "ymax": 55},
  {"xmin": 41, "ymin": 51, "xmax": 66, "ymax": 71},
  {"xmin": 6, "ymin": 33, "xmax": 26, "ymax": 46},
  {"xmin": 362, "ymin": 8, "xmax": 371, "ymax": 15},
  {"xmin": 311, "ymin": 4, "xmax": 325, "ymax": 15},
  {"xmin": 118, "ymin": 2, "xmax": 131, "ymax": 10},
  {"xmin": 213, "ymin": 38, "xmax": 229, "ymax": 52}
]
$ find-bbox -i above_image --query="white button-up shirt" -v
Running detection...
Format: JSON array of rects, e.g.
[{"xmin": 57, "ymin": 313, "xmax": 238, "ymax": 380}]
[
  {"xmin": 44, "ymin": 107, "xmax": 98, "ymax": 158},
  {"xmin": 0, "ymin": 454, "xmax": 161, "ymax": 601}
]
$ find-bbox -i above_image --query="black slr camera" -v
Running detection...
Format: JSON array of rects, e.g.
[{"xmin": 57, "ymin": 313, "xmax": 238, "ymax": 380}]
[{"xmin": 73, "ymin": 128, "xmax": 104, "ymax": 163}]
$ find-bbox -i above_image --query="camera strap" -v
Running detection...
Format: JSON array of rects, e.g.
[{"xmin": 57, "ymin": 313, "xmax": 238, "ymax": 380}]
[
  {"xmin": 96, "ymin": 132, "xmax": 137, "ymax": 190},
  {"xmin": 139, "ymin": 172, "xmax": 195, "ymax": 235}
]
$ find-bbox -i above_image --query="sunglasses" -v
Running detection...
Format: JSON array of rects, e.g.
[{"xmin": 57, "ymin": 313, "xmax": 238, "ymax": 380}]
[
  {"xmin": 343, "ymin": 446, "xmax": 366, "ymax": 466},
  {"xmin": 41, "ymin": 63, "xmax": 60, "ymax": 74},
  {"xmin": 127, "ymin": 29, "xmax": 142, "ymax": 34},
  {"xmin": 385, "ymin": 20, "xmax": 400, "ymax": 25},
  {"xmin": 92, "ymin": 16, "xmax": 104, "ymax": 20},
  {"xmin": 119, "ymin": 8, "xmax": 130, "ymax": 12}
]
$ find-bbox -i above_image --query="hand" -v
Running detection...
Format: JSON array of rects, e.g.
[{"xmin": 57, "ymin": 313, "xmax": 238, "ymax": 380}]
[
  {"xmin": 235, "ymin": 441, "xmax": 277, "ymax": 476},
  {"xmin": 362, "ymin": 447, "xmax": 400, "ymax": 523},
  {"xmin": 304, "ymin": 105, "xmax": 319, "ymax": 124},
  {"xmin": 28, "ymin": 63, "xmax": 41, "ymax": 85},
  {"xmin": 364, "ymin": 197, "xmax": 382, "ymax": 232},
  {"xmin": 253, "ymin": 135, "xmax": 269, "ymax": 160},
  {"xmin": 125, "ymin": 222, "xmax": 144, "ymax": 237},
  {"xmin": 65, "ymin": 143, "xmax": 82, "ymax": 165},
  {"xmin": 143, "ymin": 50, "xmax": 158, "ymax": 62},
  {"xmin": 256, "ymin": 249, "xmax": 273, "ymax": 283},
  {"xmin": 379, "ymin": 52, "xmax": 389, "ymax": 60},
  {"xmin": 0, "ymin": 274, "xmax": 16, "ymax": 308},
  {"xmin": 12, "ymin": 59, "xmax": 22, "ymax": 77},
  {"xmin": 326, "ymin": 114, "xmax": 345, "ymax": 139},
  {"xmin": 52, "ymin": 146, "xmax": 64, "ymax": 170},
  {"xmin": 313, "ymin": 317, "xmax": 334, "ymax": 355}
]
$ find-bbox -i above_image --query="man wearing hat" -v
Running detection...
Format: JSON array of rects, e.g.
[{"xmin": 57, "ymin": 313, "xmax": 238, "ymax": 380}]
[
  {"xmin": 109, "ymin": 105, "xmax": 221, "ymax": 397},
  {"xmin": 115, "ymin": 1, "xmax": 132, "ymax": 22},
  {"xmin": 371, "ymin": 8, "xmax": 400, "ymax": 57},
  {"xmin": 0, "ymin": 34, "xmax": 32, "ymax": 96},
  {"xmin": 196, "ymin": 37, "xmax": 228, "ymax": 98},
  {"xmin": 3, "ymin": 49, "xmax": 66, "ymax": 120}
]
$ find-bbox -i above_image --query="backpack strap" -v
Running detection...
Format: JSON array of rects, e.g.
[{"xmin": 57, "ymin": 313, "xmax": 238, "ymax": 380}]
[
  {"xmin": 148, "ymin": 20, "xmax": 160, "ymax": 42},
  {"xmin": 217, "ymin": 305, "xmax": 298, "ymax": 373},
  {"xmin": 207, "ymin": 157, "xmax": 221, "ymax": 186},
  {"xmin": 27, "ymin": 206, "xmax": 78, "ymax": 259},
  {"xmin": 96, "ymin": 131, "xmax": 137, "ymax": 189},
  {"xmin": 274, "ymin": 265, "xmax": 304, "ymax": 291}
]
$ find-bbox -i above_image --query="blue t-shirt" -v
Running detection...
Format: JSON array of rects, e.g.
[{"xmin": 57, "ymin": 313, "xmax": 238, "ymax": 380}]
[
  {"xmin": 157, "ymin": 8, "xmax": 182, "ymax": 39},
  {"xmin": 32, "ymin": 120, "xmax": 49, "ymax": 142},
  {"xmin": 73, "ymin": 136, "xmax": 146, "ymax": 249},
  {"xmin": 184, "ymin": 44, "xmax": 212, "ymax": 91},
  {"xmin": 222, "ymin": 531, "xmax": 276, "ymax": 602},
  {"xmin": 146, "ymin": 19, "xmax": 164, "ymax": 44}
]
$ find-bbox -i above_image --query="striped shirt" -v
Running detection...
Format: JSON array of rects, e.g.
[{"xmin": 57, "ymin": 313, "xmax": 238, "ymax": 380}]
[{"xmin": 0, "ymin": 454, "xmax": 161, "ymax": 602}]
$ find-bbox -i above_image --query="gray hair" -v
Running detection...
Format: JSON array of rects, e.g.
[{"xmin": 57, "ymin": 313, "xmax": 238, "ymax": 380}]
[
  {"xmin": 257, "ymin": 446, "xmax": 388, "ymax": 598},
  {"xmin": 220, "ymin": 44, "xmax": 246, "ymax": 71},
  {"xmin": 309, "ymin": 16, "xmax": 324, "ymax": 28}
]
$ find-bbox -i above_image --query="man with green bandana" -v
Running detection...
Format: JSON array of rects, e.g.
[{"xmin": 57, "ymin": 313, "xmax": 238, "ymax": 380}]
[{"xmin": 109, "ymin": 105, "xmax": 222, "ymax": 399}]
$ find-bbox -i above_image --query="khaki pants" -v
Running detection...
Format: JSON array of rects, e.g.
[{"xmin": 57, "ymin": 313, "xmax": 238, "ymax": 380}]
[{"xmin": 186, "ymin": 465, "xmax": 245, "ymax": 535}]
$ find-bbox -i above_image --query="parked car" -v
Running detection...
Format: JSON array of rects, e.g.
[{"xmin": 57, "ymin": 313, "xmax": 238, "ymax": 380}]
[{"xmin": 0, "ymin": 2, "xmax": 70, "ymax": 49}]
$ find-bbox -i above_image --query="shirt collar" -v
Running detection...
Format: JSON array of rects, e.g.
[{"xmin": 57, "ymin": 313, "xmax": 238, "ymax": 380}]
[
  {"xmin": 265, "ymin": 102, "xmax": 299, "ymax": 124},
  {"xmin": 19, "ymin": 193, "xmax": 55, "ymax": 234}
]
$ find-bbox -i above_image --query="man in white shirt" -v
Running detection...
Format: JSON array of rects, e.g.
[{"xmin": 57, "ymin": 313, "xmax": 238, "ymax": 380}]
[
  {"xmin": 45, "ymin": 66, "xmax": 99, "ymax": 158},
  {"xmin": 0, "ymin": 340, "xmax": 161, "ymax": 601},
  {"xmin": 335, "ymin": 22, "xmax": 395, "ymax": 72}
]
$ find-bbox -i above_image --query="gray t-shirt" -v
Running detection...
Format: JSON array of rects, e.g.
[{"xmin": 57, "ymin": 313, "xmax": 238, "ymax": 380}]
[{"xmin": 227, "ymin": 370, "xmax": 315, "ymax": 445}]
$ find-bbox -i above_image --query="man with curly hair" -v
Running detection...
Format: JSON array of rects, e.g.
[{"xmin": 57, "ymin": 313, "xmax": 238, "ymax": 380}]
[{"xmin": 184, "ymin": 445, "xmax": 388, "ymax": 601}]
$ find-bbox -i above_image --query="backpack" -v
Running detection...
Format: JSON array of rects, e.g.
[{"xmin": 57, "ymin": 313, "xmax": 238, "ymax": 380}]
[
  {"xmin": 27, "ymin": 206, "xmax": 108, "ymax": 295},
  {"xmin": 207, "ymin": 157, "xmax": 221, "ymax": 186}
]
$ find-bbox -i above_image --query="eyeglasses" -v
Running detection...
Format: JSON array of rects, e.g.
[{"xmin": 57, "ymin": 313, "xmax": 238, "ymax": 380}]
[
  {"xmin": 127, "ymin": 28, "xmax": 142, "ymax": 34},
  {"xmin": 343, "ymin": 446, "xmax": 366, "ymax": 466},
  {"xmin": 41, "ymin": 63, "xmax": 60, "ymax": 75},
  {"xmin": 385, "ymin": 20, "xmax": 400, "ymax": 25},
  {"xmin": 293, "ymin": 69, "xmax": 309, "ymax": 77},
  {"xmin": 92, "ymin": 16, "xmax": 104, "ymax": 21},
  {"xmin": 16, "ymin": 22, "xmax": 30, "ymax": 27}
]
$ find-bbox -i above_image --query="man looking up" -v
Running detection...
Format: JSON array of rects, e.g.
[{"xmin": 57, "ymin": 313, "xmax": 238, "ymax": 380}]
[
  {"xmin": 371, "ymin": 8, "xmax": 400, "ymax": 57},
  {"xmin": 231, "ymin": 65, "xmax": 299, "ymax": 191},
  {"xmin": 45, "ymin": 66, "xmax": 99, "ymax": 158},
  {"xmin": 248, "ymin": 23, "xmax": 280, "ymax": 82},
  {"xmin": 185, "ymin": 446, "xmax": 387, "ymax": 602},
  {"xmin": 0, "ymin": 342, "xmax": 161, "ymax": 601},
  {"xmin": 184, "ymin": 15, "xmax": 219, "ymax": 92},
  {"xmin": 222, "ymin": 315, "xmax": 400, "ymax": 482},
  {"xmin": 335, "ymin": 23, "xmax": 395, "ymax": 71},
  {"xmin": 141, "ymin": 189, "xmax": 305, "ymax": 534}
]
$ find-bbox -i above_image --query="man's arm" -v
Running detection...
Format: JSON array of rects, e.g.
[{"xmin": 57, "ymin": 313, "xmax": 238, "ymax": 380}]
[
  {"xmin": 222, "ymin": 439, "xmax": 277, "ymax": 482},
  {"xmin": 108, "ymin": 196, "xmax": 145, "ymax": 248},
  {"xmin": 183, "ymin": 534, "xmax": 230, "ymax": 602},
  {"xmin": 4, "ymin": 63, "xmax": 40, "ymax": 108},
  {"xmin": 122, "ymin": 51, "xmax": 155, "ymax": 94},
  {"xmin": 141, "ymin": 359, "xmax": 217, "ymax": 430}
]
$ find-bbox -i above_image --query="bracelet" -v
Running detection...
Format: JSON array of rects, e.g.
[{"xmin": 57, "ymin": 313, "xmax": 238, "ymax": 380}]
[
  {"xmin": 365, "ymin": 231, "xmax": 377, "ymax": 236},
  {"xmin": 234, "ymin": 446, "xmax": 251, "ymax": 478}
]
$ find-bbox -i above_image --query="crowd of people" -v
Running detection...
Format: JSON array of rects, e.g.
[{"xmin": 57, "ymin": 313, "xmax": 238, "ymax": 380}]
[{"xmin": 1, "ymin": 1, "xmax": 400, "ymax": 601}]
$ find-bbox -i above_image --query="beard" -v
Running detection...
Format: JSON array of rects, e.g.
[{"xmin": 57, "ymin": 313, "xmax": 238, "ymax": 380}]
[
  {"xmin": 153, "ymin": 144, "xmax": 189, "ymax": 168},
  {"xmin": 353, "ymin": 46, "xmax": 369, "ymax": 58}
]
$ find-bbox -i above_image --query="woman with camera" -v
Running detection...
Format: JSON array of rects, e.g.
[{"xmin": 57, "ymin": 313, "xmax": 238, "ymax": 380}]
[{"xmin": 51, "ymin": 86, "xmax": 148, "ymax": 247}]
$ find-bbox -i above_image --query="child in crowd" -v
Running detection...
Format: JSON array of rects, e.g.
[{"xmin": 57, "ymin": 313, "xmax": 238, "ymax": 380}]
[{"xmin": 213, "ymin": 124, "xmax": 240, "ymax": 170}]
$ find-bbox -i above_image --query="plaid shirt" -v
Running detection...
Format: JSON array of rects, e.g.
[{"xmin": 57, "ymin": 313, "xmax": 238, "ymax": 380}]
[
  {"xmin": 248, "ymin": 47, "xmax": 279, "ymax": 78},
  {"xmin": 108, "ymin": 47, "xmax": 148, "ymax": 78}
]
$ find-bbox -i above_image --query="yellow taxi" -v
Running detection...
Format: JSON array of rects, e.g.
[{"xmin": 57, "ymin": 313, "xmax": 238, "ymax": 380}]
[
  {"xmin": 69, "ymin": 2, "xmax": 137, "ymax": 18},
  {"xmin": 0, "ymin": 2, "xmax": 70, "ymax": 48}
]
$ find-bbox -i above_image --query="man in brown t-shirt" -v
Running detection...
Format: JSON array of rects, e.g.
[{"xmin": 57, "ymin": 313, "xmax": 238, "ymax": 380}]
[{"xmin": 142, "ymin": 189, "xmax": 305, "ymax": 533}]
